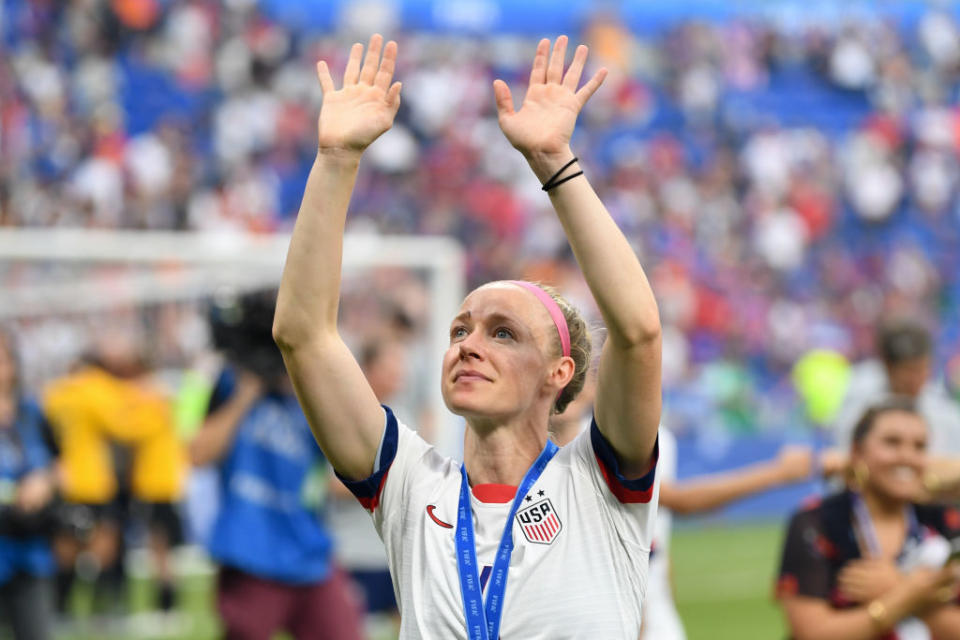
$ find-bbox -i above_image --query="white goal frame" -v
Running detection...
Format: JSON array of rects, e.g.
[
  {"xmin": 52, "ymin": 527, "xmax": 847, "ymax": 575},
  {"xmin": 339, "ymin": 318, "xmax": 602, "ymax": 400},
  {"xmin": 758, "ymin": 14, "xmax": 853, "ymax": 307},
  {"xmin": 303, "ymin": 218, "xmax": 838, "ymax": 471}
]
[{"xmin": 0, "ymin": 228, "xmax": 466, "ymax": 457}]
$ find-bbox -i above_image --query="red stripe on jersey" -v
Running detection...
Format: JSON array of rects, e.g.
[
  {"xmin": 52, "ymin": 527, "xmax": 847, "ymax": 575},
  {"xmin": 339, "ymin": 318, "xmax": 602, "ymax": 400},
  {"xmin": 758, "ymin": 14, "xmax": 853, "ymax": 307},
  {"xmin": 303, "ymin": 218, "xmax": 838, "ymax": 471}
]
[
  {"xmin": 594, "ymin": 452, "xmax": 656, "ymax": 504},
  {"xmin": 536, "ymin": 524, "xmax": 546, "ymax": 541},
  {"xmin": 357, "ymin": 468, "xmax": 391, "ymax": 512}
]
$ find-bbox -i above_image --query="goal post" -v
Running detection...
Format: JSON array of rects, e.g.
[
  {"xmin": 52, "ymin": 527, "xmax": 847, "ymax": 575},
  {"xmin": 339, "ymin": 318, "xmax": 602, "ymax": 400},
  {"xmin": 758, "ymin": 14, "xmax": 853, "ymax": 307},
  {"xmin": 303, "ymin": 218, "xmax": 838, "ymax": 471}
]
[{"xmin": 0, "ymin": 228, "xmax": 466, "ymax": 457}]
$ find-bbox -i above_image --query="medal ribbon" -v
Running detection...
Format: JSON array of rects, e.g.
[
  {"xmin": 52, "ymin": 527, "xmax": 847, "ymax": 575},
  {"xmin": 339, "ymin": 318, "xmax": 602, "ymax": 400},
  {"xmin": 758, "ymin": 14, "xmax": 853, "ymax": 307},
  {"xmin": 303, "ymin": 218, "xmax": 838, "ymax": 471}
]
[
  {"xmin": 456, "ymin": 440, "xmax": 559, "ymax": 640},
  {"xmin": 851, "ymin": 492, "xmax": 920, "ymax": 558},
  {"xmin": 851, "ymin": 492, "xmax": 927, "ymax": 638}
]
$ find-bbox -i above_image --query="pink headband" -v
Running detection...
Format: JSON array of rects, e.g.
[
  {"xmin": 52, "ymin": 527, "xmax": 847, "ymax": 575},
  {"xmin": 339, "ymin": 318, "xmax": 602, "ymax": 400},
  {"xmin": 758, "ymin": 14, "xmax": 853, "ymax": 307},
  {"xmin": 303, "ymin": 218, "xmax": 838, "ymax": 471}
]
[{"xmin": 508, "ymin": 281, "xmax": 571, "ymax": 358}]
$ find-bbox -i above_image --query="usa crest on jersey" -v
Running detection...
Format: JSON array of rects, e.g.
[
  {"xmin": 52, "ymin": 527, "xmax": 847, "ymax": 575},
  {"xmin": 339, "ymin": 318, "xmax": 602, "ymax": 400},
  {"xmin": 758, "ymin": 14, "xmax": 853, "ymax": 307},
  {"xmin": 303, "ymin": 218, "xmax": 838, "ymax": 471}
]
[{"xmin": 516, "ymin": 498, "xmax": 562, "ymax": 544}]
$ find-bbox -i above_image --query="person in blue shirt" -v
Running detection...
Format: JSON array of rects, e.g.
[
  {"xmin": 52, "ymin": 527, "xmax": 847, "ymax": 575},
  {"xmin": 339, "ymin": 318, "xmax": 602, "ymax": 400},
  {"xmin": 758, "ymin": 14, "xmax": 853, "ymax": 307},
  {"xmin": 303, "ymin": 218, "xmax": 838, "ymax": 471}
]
[
  {"xmin": 0, "ymin": 329, "xmax": 58, "ymax": 640},
  {"xmin": 189, "ymin": 296, "xmax": 363, "ymax": 640}
]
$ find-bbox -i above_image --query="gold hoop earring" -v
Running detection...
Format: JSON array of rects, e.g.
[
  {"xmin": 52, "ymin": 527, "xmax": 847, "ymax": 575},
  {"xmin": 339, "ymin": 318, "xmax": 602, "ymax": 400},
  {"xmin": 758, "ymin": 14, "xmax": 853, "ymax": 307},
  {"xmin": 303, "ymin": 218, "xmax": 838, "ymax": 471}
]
[{"xmin": 852, "ymin": 462, "xmax": 870, "ymax": 489}]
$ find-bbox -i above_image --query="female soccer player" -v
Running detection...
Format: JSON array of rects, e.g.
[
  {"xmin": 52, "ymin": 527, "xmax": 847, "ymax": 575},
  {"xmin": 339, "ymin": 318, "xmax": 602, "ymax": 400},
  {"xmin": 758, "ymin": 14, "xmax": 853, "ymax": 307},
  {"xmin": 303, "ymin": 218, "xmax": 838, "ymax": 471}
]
[
  {"xmin": 777, "ymin": 399, "xmax": 960, "ymax": 639},
  {"xmin": 274, "ymin": 34, "xmax": 661, "ymax": 639}
]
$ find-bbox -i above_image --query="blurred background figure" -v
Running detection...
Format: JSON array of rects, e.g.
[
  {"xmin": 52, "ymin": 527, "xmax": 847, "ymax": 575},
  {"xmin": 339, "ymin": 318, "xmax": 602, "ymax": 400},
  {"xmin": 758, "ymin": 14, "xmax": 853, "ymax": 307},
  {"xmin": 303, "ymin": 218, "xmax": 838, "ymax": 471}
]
[
  {"xmin": 189, "ymin": 291, "xmax": 363, "ymax": 640},
  {"xmin": 832, "ymin": 319, "xmax": 960, "ymax": 455},
  {"xmin": 0, "ymin": 329, "xmax": 58, "ymax": 640},
  {"xmin": 326, "ymin": 337, "xmax": 416, "ymax": 636},
  {"xmin": 777, "ymin": 400, "xmax": 960, "ymax": 639},
  {"xmin": 642, "ymin": 436, "xmax": 823, "ymax": 640},
  {"xmin": 43, "ymin": 323, "xmax": 187, "ymax": 621}
]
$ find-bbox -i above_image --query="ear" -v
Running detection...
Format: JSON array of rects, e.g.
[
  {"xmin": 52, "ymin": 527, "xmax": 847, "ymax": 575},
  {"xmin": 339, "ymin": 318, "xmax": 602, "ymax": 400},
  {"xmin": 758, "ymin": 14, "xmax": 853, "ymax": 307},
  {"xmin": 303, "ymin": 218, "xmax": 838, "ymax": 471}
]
[{"xmin": 549, "ymin": 356, "xmax": 576, "ymax": 391}]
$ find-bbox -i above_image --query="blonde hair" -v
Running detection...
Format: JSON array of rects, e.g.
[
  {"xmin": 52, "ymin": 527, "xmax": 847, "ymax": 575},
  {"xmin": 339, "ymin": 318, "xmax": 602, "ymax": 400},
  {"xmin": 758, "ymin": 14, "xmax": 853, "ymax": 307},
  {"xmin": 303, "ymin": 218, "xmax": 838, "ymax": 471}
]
[{"xmin": 527, "ymin": 283, "xmax": 592, "ymax": 415}]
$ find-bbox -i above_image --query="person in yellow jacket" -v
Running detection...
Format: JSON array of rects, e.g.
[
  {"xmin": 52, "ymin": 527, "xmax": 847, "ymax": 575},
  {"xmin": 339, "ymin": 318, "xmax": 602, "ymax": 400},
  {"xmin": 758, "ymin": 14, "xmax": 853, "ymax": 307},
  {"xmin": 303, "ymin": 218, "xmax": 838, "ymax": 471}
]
[{"xmin": 44, "ymin": 343, "xmax": 187, "ymax": 613}]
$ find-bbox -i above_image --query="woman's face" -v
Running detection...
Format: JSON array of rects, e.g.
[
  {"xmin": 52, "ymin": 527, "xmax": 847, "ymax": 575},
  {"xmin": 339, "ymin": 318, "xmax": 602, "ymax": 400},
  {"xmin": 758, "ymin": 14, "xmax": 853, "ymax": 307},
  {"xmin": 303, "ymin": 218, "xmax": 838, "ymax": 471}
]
[
  {"xmin": 853, "ymin": 410, "xmax": 928, "ymax": 503},
  {"xmin": 441, "ymin": 283, "xmax": 564, "ymax": 423}
]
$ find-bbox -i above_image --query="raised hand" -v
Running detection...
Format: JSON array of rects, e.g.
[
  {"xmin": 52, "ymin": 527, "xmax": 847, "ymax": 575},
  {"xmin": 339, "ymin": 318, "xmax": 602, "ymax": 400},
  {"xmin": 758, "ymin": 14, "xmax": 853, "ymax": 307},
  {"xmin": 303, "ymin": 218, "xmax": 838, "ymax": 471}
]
[
  {"xmin": 493, "ymin": 36, "xmax": 607, "ymax": 159},
  {"xmin": 315, "ymin": 34, "xmax": 402, "ymax": 154},
  {"xmin": 817, "ymin": 448, "xmax": 848, "ymax": 479}
]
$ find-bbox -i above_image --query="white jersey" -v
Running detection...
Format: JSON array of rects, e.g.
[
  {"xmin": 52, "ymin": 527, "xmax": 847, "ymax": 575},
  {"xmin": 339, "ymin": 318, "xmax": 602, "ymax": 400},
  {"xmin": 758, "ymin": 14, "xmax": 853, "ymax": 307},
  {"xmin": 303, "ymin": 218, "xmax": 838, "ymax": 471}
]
[
  {"xmin": 641, "ymin": 427, "xmax": 686, "ymax": 640},
  {"xmin": 341, "ymin": 407, "xmax": 660, "ymax": 639}
]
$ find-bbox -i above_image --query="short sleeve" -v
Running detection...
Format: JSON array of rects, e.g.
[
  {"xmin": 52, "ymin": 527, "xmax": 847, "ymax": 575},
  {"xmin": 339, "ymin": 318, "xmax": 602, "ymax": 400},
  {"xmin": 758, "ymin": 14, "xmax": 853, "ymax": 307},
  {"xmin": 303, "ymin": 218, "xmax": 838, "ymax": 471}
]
[
  {"xmin": 564, "ymin": 419, "xmax": 661, "ymax": 553},
  {"xmin": 589, "ymin": 418, "xmax": 658, "ymax": 504},
  {"xmin": 776, "ymin": 507, "xmax": 834, "ymax": 600},
  {"xmin": 934, "ymin": 506, "xmax": 960, "ymax": 605},
  {"xmin": 333, "ymin": 405, "xmax": 439, "ymax": 522},
  {"xmin": 335, "ymin": 405, "xmax": 400, "ymax": 512},
  {"xmin": 927, "ymin": 505, "xmax": 960, "ymax": 605},
  {"xmin": 942, "ymin": 505, "xmax": 960, "ymax": 538}
]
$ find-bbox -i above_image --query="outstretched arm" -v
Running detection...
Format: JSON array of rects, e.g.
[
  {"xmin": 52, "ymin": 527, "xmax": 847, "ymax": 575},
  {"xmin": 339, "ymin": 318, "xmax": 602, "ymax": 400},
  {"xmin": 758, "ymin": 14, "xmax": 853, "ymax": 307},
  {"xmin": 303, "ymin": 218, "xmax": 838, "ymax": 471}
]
[
  {"xmin": 273, "ymin": 35, "xmax": 402, "ymax": 479},
  {"xmin": 495, "ymin": 37, "xmax": 659, "ymax": 477},
  {"xmin": 819, "ymin": 451, "xmax": 960, "ymax": 502},
  {"xmin": 661, "ymin": 445, "xmax": 814, "ymax": 514}
]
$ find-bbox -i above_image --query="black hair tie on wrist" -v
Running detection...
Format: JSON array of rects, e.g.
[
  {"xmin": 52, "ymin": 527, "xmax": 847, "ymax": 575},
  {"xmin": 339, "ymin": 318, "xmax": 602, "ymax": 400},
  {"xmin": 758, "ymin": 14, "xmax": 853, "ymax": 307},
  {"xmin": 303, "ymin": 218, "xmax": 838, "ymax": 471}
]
[
  {"xmin": 543, "ymin": 170, "xmax": 583, "ymax": 192},
  {"xmin": 541, "ymin": 157, "xmax": 579, "ymax": 191}
]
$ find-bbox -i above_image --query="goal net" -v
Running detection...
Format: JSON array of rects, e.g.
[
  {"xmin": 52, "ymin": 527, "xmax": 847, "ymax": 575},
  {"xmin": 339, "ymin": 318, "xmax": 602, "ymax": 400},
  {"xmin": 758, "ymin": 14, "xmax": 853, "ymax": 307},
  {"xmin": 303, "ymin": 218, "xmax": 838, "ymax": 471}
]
[{"xmin": 0, "ymin": 228, "xmax": 466, "ymax": 457}]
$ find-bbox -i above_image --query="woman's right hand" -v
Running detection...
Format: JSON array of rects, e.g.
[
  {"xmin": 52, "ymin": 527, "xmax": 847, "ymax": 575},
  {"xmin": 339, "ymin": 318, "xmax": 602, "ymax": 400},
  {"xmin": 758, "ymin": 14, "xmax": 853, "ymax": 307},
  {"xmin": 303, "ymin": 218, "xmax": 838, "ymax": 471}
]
[
  {"xmin": 235, "ymin": 368, "xmax": 264, "ymax": 400},
  {"xmin": 838, "ymin": 559, "xmax": 902, "ymax": 604},
  {"xmin": 315, "ymin": 34, "xmax": 402, "ymax": 155}
]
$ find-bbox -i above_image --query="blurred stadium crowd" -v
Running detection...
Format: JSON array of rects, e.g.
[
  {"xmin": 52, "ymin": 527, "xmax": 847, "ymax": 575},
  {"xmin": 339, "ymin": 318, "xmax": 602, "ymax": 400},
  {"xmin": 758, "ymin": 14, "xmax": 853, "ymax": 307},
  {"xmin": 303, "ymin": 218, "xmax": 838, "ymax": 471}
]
[
  {"xmin": 4, "ymin": 0, "xmax": 960, "ymax": 433},
  {"xmin": 4, "ymin": 0, "xmax": 960, "ymax": 638}
]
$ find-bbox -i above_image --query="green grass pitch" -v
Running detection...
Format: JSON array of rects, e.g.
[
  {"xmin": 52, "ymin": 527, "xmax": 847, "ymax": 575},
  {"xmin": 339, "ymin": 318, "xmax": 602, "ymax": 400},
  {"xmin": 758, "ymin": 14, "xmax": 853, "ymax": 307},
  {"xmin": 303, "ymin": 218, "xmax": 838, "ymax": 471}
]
[
  {"xmin": 51, "ymin": 520, "xmax": 787, "ymax": 639},
  {"xmin": 672, "ymin": 520, "xmax": 787, "ymax": 639}
]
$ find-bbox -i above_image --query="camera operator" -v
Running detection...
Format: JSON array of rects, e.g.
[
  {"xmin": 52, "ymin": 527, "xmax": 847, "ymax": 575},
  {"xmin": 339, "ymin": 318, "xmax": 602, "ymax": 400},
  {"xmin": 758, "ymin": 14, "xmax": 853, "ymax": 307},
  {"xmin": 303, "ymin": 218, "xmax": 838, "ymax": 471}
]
[{"xmin": 190, "ymin": 292, "xmax": 362, "ymax": 640}]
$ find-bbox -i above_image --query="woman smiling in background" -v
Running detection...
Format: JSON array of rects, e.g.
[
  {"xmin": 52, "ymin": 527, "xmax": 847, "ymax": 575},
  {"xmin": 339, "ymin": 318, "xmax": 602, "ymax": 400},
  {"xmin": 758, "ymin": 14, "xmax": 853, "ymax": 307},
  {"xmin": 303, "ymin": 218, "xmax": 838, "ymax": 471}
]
[{"xmin": 777, "ymin": 399, "xmax": 960, "ymax": 639}]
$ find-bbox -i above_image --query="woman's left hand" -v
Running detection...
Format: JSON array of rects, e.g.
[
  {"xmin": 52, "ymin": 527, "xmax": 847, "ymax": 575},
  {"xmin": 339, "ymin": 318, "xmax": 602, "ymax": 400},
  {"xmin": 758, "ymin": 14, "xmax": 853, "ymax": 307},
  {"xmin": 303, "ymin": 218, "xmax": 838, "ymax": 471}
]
[
  {"xmin": 837, "ymin": 559, "xmax": 902, "ymax": 603},
  {"xmin": 493, "ymin": 36, "xmax": 606, "ymax": 160}
]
